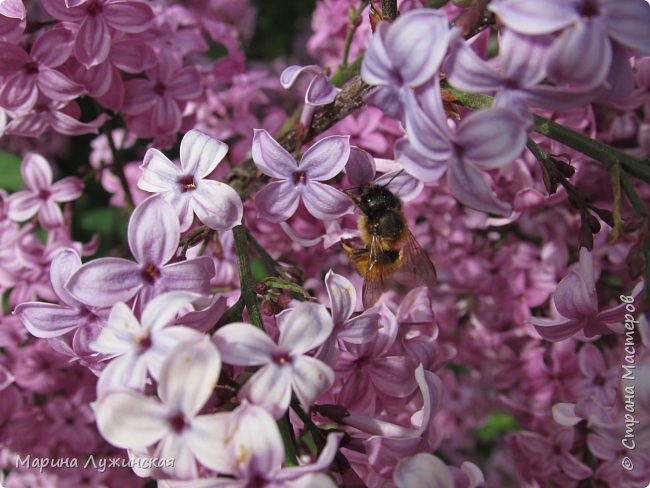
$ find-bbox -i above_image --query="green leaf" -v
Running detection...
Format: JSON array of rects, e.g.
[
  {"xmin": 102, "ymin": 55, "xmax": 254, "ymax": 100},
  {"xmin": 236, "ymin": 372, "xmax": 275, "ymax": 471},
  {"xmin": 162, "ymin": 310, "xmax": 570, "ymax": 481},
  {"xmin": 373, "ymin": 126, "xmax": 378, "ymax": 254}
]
[
  {"xmin": 475, "ymin": 412, "xmax": 519, "ymax": 442},
  {"xmin": 79, "ymin": 206, "xmax": 124, "ymax": 243},
  {"xmin": 0, "ymin": 151, "xmax": 23, "ymax": 192}
]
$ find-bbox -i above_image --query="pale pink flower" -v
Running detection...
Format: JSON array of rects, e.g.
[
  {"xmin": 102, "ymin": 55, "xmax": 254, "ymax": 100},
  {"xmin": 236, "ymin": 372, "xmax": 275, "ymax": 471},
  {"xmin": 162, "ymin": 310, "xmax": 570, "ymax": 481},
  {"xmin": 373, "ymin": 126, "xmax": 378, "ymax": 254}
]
[
  {"xmin": 91, "ymin": 291, "xmax": 203, "ymax": 393},
  {"xmin": 7, "ymin": 153, "xmax": 83, "ymax": 229},
  {"xmin": 95, "ymin": 338, "xmax": 227, "ymax": 479},
  {"xmin": 0, "ymin": 28, "xmax": 83, "ymax": 111},
  {"xmin": 213, "ymin": 302, "xmax": 335, "ymax": 418},
  {"xmin": 42, "ymin": 0, "xmax": 155, "ymax": 67},
  {"xmin": 139, "ymin": 129, "xmax": 243, "ymax": 232}
]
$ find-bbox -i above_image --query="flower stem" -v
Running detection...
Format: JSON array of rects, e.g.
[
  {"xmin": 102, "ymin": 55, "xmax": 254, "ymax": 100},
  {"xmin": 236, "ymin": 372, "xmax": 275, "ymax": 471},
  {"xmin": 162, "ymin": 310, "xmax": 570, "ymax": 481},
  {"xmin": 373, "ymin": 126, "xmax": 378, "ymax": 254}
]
[
  {"xmin": 232, "ymin": 224, "xmax": 264, "ymax": 329},
  {"xmin": 278, "ymin": 413, "xmax": 299, "ymax": 467},
  {"xmin": 340, "ymin": 1, "xmax": 369, "ymax": 69},
  {"xmin": 443, "ymin": 85, "xmax": 650, "ymax": 184}
]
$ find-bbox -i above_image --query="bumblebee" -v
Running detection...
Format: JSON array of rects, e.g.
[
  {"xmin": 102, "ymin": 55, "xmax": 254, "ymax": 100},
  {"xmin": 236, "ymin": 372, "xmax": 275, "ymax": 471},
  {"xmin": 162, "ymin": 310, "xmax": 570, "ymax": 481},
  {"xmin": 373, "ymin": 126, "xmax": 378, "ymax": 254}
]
[{"xmin": 342, "ymin": 184, "xmax": 437, "ymax": 308}]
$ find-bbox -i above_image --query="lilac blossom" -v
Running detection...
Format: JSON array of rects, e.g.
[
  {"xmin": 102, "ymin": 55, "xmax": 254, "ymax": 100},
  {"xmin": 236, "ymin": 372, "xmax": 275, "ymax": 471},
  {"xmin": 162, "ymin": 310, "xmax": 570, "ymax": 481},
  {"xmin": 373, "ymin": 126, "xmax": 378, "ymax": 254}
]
[
  {"xmin": 94, "ymin": 338, "xmax": 228, "ymax": 479},
  {"xmin": 14, "ymin": 248, "xmax": 109, "ymax": 356},
  {"xmin": 139, "ymin": 129, "xmax": 243, "ymax": 232},
  {"xmin": 394, "ymin": 453, "xmax": 484, "ymax": 488},
  {"xmin": 251, "ymin": 129, "xmax": 353, "ymax": 222},
  {"xmin": 123, "ymin": 54, "xmax": 202, "ymax": 137},
  {"xmin": 0, "ymin": 28, "xmax": 84, "ymax": 111},
  {"xmin": 489, "ymin": 0, "xmax": 650, "ymax": 89},
  {"xmin": 444, "ymin": 30, "xmax": 605, "ymax": 124},
  {"xmin": 91, "ymin": 291, "xmax": 203, "ymax": 393},
  {"xmin": 333, "ymin": 305, "xmax": 419, "ymax": 414},
  {"xmin": 361, "ymin": 9, "xmax": 457, "ymax": 119},
  {"xmin": 398, "ymin": 77, "xmax": 527, "ymax": 216},
  {"xmin": 280, "ymin": 64, "xmax": 340, "ymax": 127},
  {"xmin": 66, "ymin": 196, "xmax": 215, "ymax": 308},
  {"xmin": 530, "ymin": 247, "xmax": 644, "ymax": 341},
  {"xmin": 166, "ymin": 402, "xmax": 343, "ymax": 487},
  {"xmin": 42, "ymin": 0, "xmax": 155, "ymax": 67},
  {"xmin": 213, "ymin": 302, "xmax": 335, "ymax": 418},
  {"xmin": 316, "ymin": 270, "xmax": 380, "ymax": 364},
  {"xmin": 7, "ymin": 153, "xmax": 83, "ymax": 229},
  {"xmin": 2, "ymin": 97, "xmax": 110, "ymax": 137}
]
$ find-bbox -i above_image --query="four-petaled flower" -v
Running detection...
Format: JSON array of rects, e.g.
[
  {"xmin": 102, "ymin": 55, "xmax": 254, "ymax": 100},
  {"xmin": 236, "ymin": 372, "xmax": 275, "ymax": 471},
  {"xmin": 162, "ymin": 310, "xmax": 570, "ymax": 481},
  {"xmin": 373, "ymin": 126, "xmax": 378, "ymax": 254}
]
[
  {"xmin": 95, "ymin": 338, "xmax": 228, "ymax": 479},
  {"xmin": 251, "ymin": 129, "xmax": 353, "ymax": 223},
  {"xmin": 7, "ymin": 152, "xmax": 83, "ymax": 229},
  {"xmin": 213, "ymin": 302, "xmax": 335, "ymax": 418},
  {"xmin": 66, "ymin": 196, "xmax": 215, "ymax": 309},
  {"xmin": 139, "ymin": 129, "xmax": 243, "ymax": 232}
]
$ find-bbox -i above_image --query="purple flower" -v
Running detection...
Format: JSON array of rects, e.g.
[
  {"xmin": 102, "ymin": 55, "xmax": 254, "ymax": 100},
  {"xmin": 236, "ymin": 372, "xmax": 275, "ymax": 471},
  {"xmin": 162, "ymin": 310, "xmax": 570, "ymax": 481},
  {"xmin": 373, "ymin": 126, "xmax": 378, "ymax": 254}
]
[
  {"xmin": 213, "ymin": 302, "xmax": 335, "ymax": 418},
  {"xmin": 489, "ymin": 0, "xmax": 650, "ymax": 89},
  {"xmin": 361, "ymin": 9, "xmax": 457, "ymax": 119},
  {"xmin": 7, "ymin": 153, "xmax": 83, "ymax": 229},
  {"xmin": 3, "ymin": 98, "xmax": 110, "ymax": 137},
  {"xmin": 0, "ymin": 28, "xmax": 83, "ymax": 111},
  {"xmin": 316, "ymin": 270, "xmax": 380, "ymax": 365},
  {"xmin": 42, "ymin": 0, "xmax": 155, "ymax": 67},
  {"xmin": 95, "ymin": 338, "xmax": 227, "ymax": 479},
  {"xmin": 66, "ymin": 196, "xmax": 215, "ymax": 308},
  {"xmin": 91, "ymin": 291, "xmax": 203, "ymax": 393},
  {"xmin": 123, "ymin": 55, "xmax": 202, "ymax": 136},
  {"xmin": 139, "ymin": 129, "xmax": 243, "ymax": 232},
  {"xmin": 445, "ymin": 30, "xmax": 605, "ymax": 124},
  {"xmin": 398, "ymin": 77, "xmax": 527, "ymax": 215},
  {"xmin": 14, "ymin": 248, "xmax": 108, "ymax": 356},
  {"xmin": 251, "ymin": 129, "xmax": 353, "ymax": 222},
  {"xmin": 280, "ymin": 64, "xmax": 340, "ymax": 106},
  {"xmin": 530, "ymin": 247, "xmax": 644, "ymax": 341}
]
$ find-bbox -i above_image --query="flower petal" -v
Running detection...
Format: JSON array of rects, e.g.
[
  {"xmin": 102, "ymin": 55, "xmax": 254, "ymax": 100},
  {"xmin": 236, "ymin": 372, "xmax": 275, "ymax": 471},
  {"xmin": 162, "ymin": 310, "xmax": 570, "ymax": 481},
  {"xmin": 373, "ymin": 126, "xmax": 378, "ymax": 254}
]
[
  {"xmin": 602, "ymin": 0, "xmax": 650, "ymax": 54},
  {"xmin": 239, "ymin": 363, "xmax": 293, "ymax": 419},
  {"xmin": 158, "ymin": 338, "xmax": 221, "ymax": 417},
  {"xmin": 325, "ymin": 270, "xmax": 356, "ymax": 326},
  {"xmin": 95, "ymin": 390, "xmax": 168, "ymax": 449},
  {"xmin": 141, "ymin": 291, "xmax": 199, "ymax": 331},
  {"xmin": 159, "ymin": 257, "xmax": 215, "ymax": 296},
  {"xmin": 251, "ymin": 129, "xmax": 296, "ymax": 179},
  {"xmin": 128, "ymin": 196, "xmax": 179, "ymax": 266},
  {"xmin": 213, "ymin": 322, "xmax": 275, "ymax": 365},
  {"xmin": 14, "ymin": 302, "xmax": 82, "ymax": 338},
  {"xmin": 66, "ymin": 257, "xmax": 142, "ymax": 307},
  {"xmin": 180, "ymin": 130, "xmax": 228, "ymax": 178},
  {"xmin": 278, "ymin": 302, "xmax": 333, "ymax": 355},
  {"xmin": 75, "ymin": 15, "xmax": 111, "ymax": 67},
  {"xmin": 38, "ymin": 68, "xmax": 85, "ymax": 101},
  {"xmin": 139, "ymin": 148, "xmax": 180, "ymax": 193},
  {"xmin": 290, "ymin": 355, "xmax": 334, "ymax": 410},
  {"xmin": 301, "ymin": 181, "xmax": 354, "ymax": 220},
  {"xmin": 488, "ymin": 0, "xmax": 578, "ymax": 34},
  {"xmin": 447, "ymin": 159, "xmax": 512, "ymax": 216},
  {"xmin": 299, "ymin": 135, "xmax": 350, "ymax": 181},
  {"xmin": 21, "ymin": 152, "xmax": 51, "ymax": 190},
  {"xmin": 192, "ymin": 180, "xmax": 243, "ymax": 231},
  {"xmin": 455, "ymin": 108, "xmax": 527, "ymax": 170},
  {"xmin": 50, "ymin": 176, "xmax": 83, "ymax": 201},
  {"xmin": 6, "ymin": 192, "xmax": 40, "ymax": 222},
  {"xmin": 384, "ymin": 10, "xmax": 453, "ymax": 87},
  {"xmin": 255, "ymin": 180, "xmax": 300, "ymax": 223},
  {"xmin": 104, "ymin": 0, "xmax": 154, "ymax": 33},
  {"xmin": 546, "ymin": 20, "xmax": 611, "ymax": 88}
]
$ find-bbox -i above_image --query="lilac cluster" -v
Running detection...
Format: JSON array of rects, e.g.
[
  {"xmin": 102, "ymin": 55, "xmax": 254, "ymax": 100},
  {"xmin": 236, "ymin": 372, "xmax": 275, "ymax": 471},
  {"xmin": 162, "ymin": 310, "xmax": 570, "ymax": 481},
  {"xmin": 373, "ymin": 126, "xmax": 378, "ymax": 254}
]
[{"xmin": 1, "ymin": 0, "xmax": 650, "ymax": 487}]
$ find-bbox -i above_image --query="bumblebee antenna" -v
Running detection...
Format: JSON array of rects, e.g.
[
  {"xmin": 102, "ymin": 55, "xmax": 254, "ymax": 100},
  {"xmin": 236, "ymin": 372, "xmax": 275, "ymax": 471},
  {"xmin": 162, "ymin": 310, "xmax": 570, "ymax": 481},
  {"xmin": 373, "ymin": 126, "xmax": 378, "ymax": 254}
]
[{"xmin": 380, "ymin": 169, "xmax": 404, "ymax": 190}]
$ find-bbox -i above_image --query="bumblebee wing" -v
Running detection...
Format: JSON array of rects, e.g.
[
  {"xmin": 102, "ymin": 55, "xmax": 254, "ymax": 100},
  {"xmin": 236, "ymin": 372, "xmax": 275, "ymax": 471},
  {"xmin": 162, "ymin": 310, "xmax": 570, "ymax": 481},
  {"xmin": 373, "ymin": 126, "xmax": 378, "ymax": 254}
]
[
  {"xmin": 362, "ymin": 234, "xmax": 387, "ymax": 309},
  {"xmin": 396, "ymin": 230, "xmax": 437, "ymax": 288}
]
